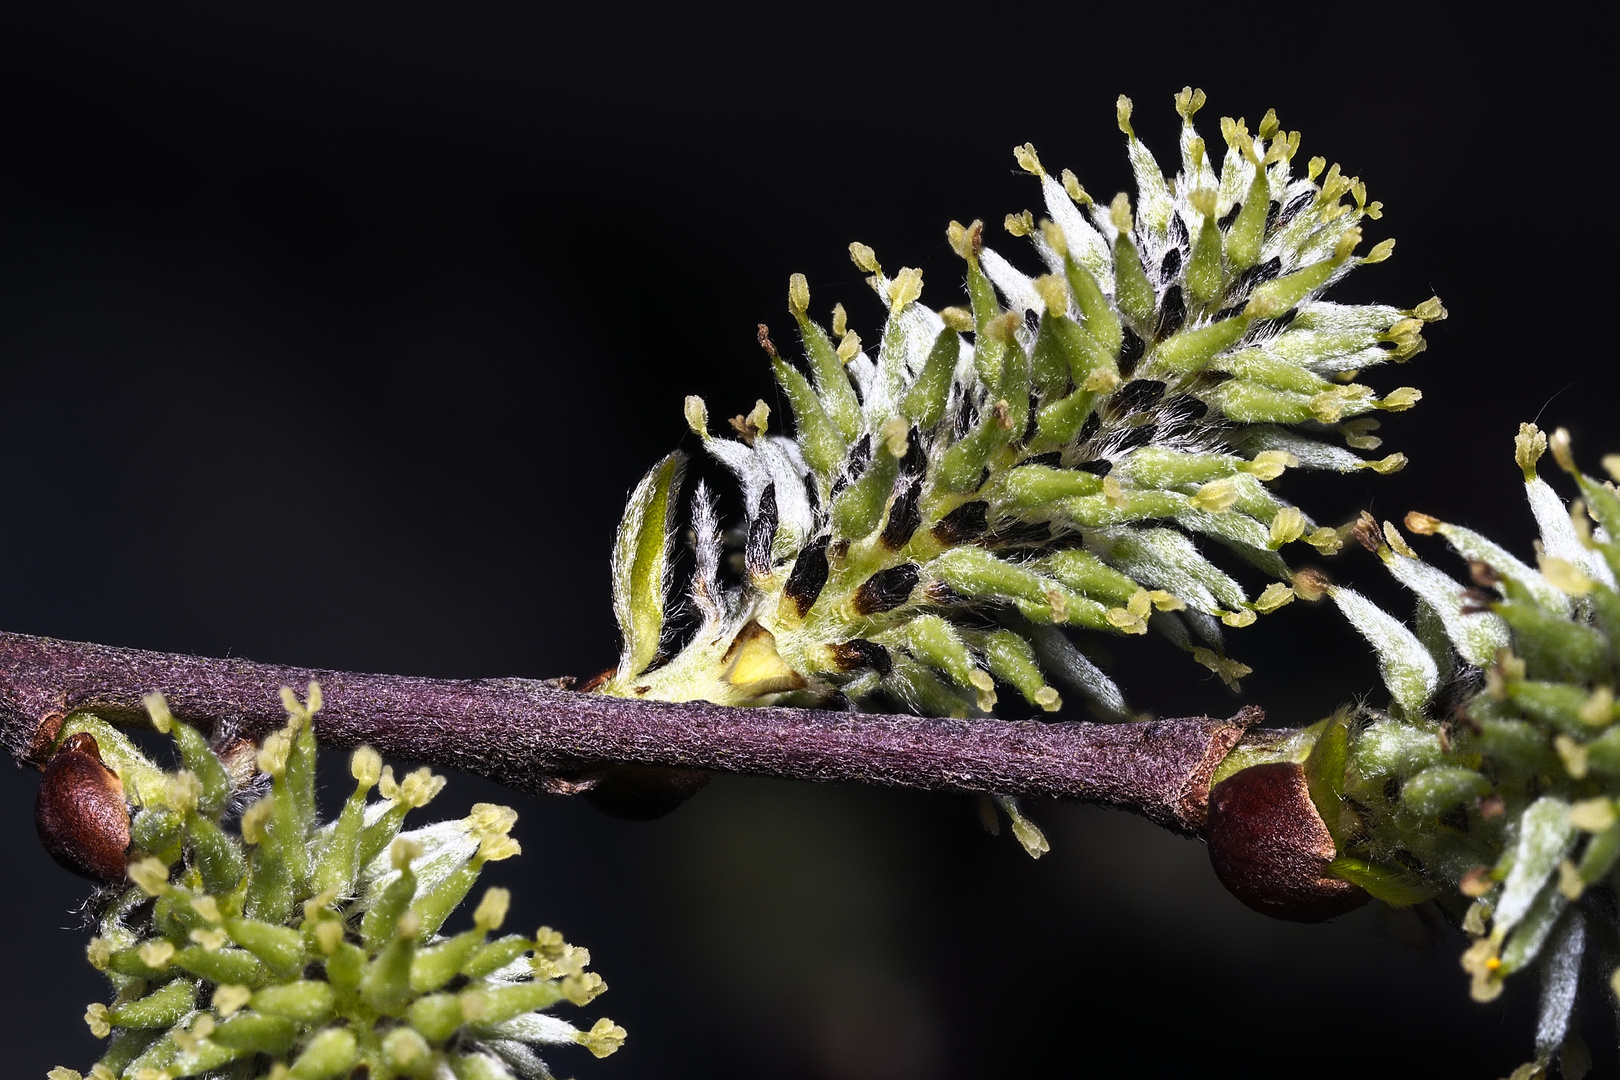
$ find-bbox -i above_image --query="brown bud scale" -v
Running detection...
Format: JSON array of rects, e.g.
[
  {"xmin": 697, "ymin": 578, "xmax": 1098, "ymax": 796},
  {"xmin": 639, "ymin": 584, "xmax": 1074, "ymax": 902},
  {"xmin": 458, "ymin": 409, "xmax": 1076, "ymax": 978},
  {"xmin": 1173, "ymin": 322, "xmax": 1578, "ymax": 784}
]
[
  {"xmin": 34, "ymin": 732, "xmax": 131, "ymax": 885},
  {"xmin": 1205, "ymin": 761, "xmax": 1367, "ymax": 922}
]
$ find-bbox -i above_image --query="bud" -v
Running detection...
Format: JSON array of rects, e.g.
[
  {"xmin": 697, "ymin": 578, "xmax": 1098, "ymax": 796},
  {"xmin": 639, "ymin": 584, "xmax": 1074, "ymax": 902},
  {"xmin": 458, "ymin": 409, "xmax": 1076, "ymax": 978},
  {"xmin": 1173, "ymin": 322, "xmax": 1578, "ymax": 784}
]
[
  {"xmin": 1205, "ymin": 762, "xmax": 1369, "ymax": 921},
  {"xmin": 35, "ymin": 732, "xmax": 130, "ymax": 885}
]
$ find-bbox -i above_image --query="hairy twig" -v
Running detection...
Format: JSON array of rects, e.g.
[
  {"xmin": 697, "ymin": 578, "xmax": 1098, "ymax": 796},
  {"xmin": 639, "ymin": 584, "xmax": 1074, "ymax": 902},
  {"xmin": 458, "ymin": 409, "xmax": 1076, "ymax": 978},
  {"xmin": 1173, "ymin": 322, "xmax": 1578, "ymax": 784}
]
[{"xmin": 0, "ymin": 630, "xmax": 1260, "ymax": 836}]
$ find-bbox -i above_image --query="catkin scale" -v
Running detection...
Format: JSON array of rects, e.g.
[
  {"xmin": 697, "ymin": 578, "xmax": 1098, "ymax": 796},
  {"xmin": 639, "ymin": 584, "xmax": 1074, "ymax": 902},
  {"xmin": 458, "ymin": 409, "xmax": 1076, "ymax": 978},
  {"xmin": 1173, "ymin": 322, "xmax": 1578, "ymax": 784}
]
[{"xmin": 34, "ymin": 731, "xmax": 130, "ymax": 884}]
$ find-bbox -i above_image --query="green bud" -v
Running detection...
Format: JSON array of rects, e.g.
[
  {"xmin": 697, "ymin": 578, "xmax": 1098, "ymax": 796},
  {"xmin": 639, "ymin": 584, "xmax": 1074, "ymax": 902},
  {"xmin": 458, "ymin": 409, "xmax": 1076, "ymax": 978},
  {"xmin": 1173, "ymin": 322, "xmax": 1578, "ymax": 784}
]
[
  {"xmin": 1111, "ymin": 232, "xmax": 1156, "ymax": 328},
  {"xmin": 1498, "ymin": 884, "xmax": 1567, "ymax": 975},
  {"xmin": 287, "ymin": 1026, "xmax": 359, "ymax": 1080},
  {"xmin": 362, "ymin": 867, "xmax": 420, "ymax": 951},
  {"xmin": 323, "ymin": 941, "xmax": 366, "ymax": 992},
  {"xmin": 1152, "ymin": 316, "xmax": 1249, "ymax": 375},
  {"xmin": 173, "ymin": 946, "xmax": 264, "ymax": 987},
  {"xmin": 408, "ymin": 991, "xmax": 467, "ymax": 1043},
  {"xmin": 356, "ymin": 801, "xmax": 412, "ymax": 871},
  {"xmin": 1062, "ymin": 490, "xmax": 1186, "ymax": 528},
  {"xmin": 772, "ymin": 357, "xmax": 847, "ymax": 479},
  {"xmin": 981, "ymin": 630, "xmax": 1060, "ymax": 710},
  {"xmin": 464, "ymin": 980, "xmax": 567, "ymax": 1027},
  {"xmin": 251, "ymin": 979, "xmax": 335, "ymax": 1023},
  {"xmin": 107, "ymin": 978, "xmax": 196, "ymax": 1029},
  {"xmin": 1217, "ymin": 348, "xmax": 1333, "ymax": 395},
  {"xmin": 129, "ymin": 806, "xmax": 185, "ymax": 859},
  {"xmin": 450, "ymin": 1051, "xmax": 518, "ymax": 1080},
  {"xmin": 411, "ymin": 861, "xmax": 481, "ymax": 941},
  {"xmin": 225, "ymin": 918, "xmax": 305, "ymax": 974},
  {"xmin": 1224, "ymin": 163, "xmax": 1272, "ymax": 269},
  {"xmin": 1205, "ymin": 380, "xmax": 1314, "ymax": 424},
  {"xmin": 791, "ymin": 306, "xmax": 862, "ymax": 441},
  {"xmin": 883, "ymin": 614, "xmax": 982, "ymax": 692},
  {"xmin": 361, "ymin": 933, "xmax": 418, "ymax": 1016},
  {"xmin": 1116, "ymin": 446, "xmax": 1241, "ymax": 488},
  {"xmin": 461, "ymin": 935, "xmax": 533, "ymax": 980},
  {"xmin": 1247, "ymin": 260, "xmax": 1334, "ymax": 318},
  {"xmin": 244, "ymin": 834, "xmax": 295, "ymax": 927},
  {"xmin": 209, "ymin": 1011, "xmax": 300, "ymax": 1055},
  {"xmin": 382, "ymin": 1028, "xmax": 437, "ymax": 1078},
  {"xmin": 312, "ymin": 789, "xmax": 367, "ymax": 898},
  {"xmin": 1494, "ymin": 600, "xmax": 1611, "ymax": 685},
  {"xmin": 1031, "ymin": 312, "xmax": 1111, "ymax": 394},
  {"xmin": 95, "ymin": 1029, "xmax": 160, "ymax": 1075},
  {"xmin": 169, "ymin": 720, "xmax": 231, "ymax": 816},
  {"xmin": 996, "ymin": 465, "xmax": 1102, "ymax": 510},
  {"xmin": 1185, "ymin": 215, "xmax": 1223, "ymax": 303},
  {"xmin": 938, "ymin": 408, "xmax": 1013, "ymax": 493},
  {"xmin": 1507, "ymin": 681, "xmax": 1600, "ymax": 737},
  {"xmin": 1580, "ymin": 820, "xmax": 1620, "ymax": 883},
  {"xmin": 187, "ymin": 812, "xmax": 247, "ymax": 896},
  {"xmin": 998, "ymin": 336, "xmax": 1030, "ymax": 438},
  {"xmin": 929, "ymin": 547, "xmax": 1053, "ymax": 607},
  {"xmin": 1399, "ymin": 766, "xmax": 1492, "ymax": 817},
  {"xmin": 411, "ymin": 929, "xmax": 486, "ymax": 994},
  {"xmin": 1036, "ymin": 548, "xmax": 1141, "ymax": 606},
  {"xmin": 900, "ymin": 328, "xmax": 960, "ymax": 428},
  {"xmin": 286, "ymin": 713, "xmax": 318, "ymax": 827},
  {"xmin": 1033, "ymin": 389, "xmax": 1100, "ymax": 446},
  {"xmin": 1062, "ymin": 256, "xmax": 1122, "ymax": 356},
  {"xmin": 965, "ymin": 259, "xmax": 1004, "ymax": 388}
]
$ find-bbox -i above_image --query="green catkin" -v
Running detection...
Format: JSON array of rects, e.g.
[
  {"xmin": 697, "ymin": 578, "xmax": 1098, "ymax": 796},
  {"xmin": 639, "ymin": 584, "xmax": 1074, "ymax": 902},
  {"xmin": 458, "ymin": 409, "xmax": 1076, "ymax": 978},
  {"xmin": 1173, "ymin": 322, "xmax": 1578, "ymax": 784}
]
[
  {"xmin": 57, "ymin": 692, "xmax": 620, "ymax": 1080},
  {"xmin": 1296, "ymin": 424, "xmax": 1620, "ymax": 1074},
  {"xmin": 598, "ymin": 87, "xmax": 1430, "ymax": 737}
]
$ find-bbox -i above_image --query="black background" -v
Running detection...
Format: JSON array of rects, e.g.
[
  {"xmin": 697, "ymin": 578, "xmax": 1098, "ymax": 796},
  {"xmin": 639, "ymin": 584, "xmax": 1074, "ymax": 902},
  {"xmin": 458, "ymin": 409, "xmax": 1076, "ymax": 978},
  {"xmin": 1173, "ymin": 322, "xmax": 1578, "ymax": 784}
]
[{"xmin": 0, "ymin": 4, "xmax": 1611, "ymax": 1077}]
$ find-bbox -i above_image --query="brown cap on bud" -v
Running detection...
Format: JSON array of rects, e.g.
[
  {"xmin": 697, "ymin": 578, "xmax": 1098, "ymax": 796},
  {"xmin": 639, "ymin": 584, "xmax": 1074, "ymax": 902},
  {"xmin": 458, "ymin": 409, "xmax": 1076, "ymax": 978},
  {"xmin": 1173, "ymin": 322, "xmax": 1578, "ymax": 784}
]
[
  {"xmin": 1205, "ymin": 762, "xmax": 1367, "ymax": 922},
  {"xmin": 34, "ymin": 732, "xmax": 131, "ymax": 885}
]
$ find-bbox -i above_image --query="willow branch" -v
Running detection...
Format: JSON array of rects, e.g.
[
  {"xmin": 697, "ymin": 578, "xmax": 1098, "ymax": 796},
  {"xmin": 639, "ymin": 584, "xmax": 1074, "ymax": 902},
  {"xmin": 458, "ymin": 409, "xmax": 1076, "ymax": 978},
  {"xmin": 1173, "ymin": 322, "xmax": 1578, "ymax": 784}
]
[{"xmin": 0, "ymin": 630, "xmax": 1262, "ymax": 836}]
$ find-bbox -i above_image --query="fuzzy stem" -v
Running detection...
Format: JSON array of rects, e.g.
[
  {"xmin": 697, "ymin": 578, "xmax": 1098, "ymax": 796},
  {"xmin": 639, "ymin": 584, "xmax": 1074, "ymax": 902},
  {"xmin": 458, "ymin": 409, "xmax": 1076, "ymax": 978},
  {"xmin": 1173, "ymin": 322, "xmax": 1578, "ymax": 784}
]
[{"xmin": 0, "ymin": 630, "xmax": 1262, "ymax": 836}]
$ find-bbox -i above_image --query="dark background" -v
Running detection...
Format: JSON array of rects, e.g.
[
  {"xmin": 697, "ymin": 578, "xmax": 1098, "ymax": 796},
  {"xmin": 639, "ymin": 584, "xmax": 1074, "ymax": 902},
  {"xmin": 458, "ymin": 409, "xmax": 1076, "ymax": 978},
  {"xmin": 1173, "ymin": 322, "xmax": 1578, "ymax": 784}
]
[{"xmin": 0, "ymin": 4, "xmax": 1610, "ymax": 1077}]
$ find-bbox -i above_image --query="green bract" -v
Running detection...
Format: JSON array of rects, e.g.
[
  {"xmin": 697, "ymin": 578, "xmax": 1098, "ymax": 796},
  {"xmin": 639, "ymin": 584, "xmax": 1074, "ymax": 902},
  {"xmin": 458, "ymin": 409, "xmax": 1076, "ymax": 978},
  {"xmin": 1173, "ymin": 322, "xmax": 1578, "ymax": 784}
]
[
  {"xmin": 595, "ymin": 88, "xmax": 1439, "ymax": 847},
  {"xmin": 1288, "ymin": 423, "xmax": 1620, "ymax": 1078},
  {"xmin": 52, "ymin": 690, "xmax": 623, "ymax": 1080}
]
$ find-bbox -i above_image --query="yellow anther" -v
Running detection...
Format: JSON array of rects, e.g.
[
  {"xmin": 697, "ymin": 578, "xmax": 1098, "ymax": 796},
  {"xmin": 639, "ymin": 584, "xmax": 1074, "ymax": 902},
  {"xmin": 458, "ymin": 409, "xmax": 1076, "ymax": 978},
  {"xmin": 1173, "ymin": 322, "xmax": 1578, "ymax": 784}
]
[
  {"xmin": 1109, "ymin": 192, "xmax": 1133, "ymax": 233},
  {"xmin": 1060, "ymin": 169, "xmax": 1089, "ymax": 204},
  {"xmin": 1173, "ymin": 86, "xmax": 1206, "ymax": 121},
  {"xmin": 788, "ymin": 273, "xmax": 810, "ymax": 315},
  {"xmin": 1014, "ymin": 142, "xmax": 1044, "ymax": 176},
  {"xmin": 887, "ymin": 266, "xmax": 924, "ymax": 309}
]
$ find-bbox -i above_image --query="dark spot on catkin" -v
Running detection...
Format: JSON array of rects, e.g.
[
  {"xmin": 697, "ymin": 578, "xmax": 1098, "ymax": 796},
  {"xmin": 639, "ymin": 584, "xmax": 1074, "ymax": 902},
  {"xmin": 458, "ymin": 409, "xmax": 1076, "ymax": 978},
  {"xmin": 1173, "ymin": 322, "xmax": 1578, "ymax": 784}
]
[
  {"xmin": 932, "ymin": 501, "xmax": 990, "ymax": 545},
  {"xmin": 782, "ymin": 536, "xmax": 830, "ymax": 616},
  {"xmin": 881, "ymin": 479, "xmax": 922, "ymax": 550},
  {"xmin": 853, "ymin": 563, "xmax": 921, "ymax": 615},
  {"xmin": 831, "ymin": 639, "xmax": 893, "ymax": 676},
  {"xmin": 1117, "ymin": 327, "xmax": 1145, "ymax": 377}
]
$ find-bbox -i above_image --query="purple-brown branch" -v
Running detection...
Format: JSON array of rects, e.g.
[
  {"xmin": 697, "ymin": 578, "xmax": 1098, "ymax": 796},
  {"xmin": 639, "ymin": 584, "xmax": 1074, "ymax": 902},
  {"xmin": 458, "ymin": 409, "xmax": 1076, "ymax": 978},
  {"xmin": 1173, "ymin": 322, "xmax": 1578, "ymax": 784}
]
[{"xmin": 0, "ymin": 630, "xmax": 1263, "ymax": 836}]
